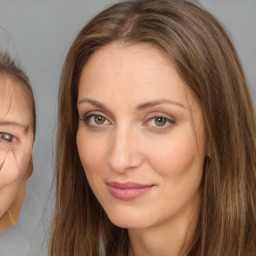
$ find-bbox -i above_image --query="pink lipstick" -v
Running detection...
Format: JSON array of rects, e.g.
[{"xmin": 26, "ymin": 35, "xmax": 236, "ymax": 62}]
[{"xmin": 107, "ymin": 182, "xmax": 154, "ymax": 200}]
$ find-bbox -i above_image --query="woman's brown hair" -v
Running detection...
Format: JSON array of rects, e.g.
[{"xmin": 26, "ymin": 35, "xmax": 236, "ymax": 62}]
[{"xmin": 49, "ymin": 0, "xmax": 256, "ymax": 255}]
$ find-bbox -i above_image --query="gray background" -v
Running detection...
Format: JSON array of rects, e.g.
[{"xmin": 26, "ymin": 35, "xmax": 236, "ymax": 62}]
[{"xmin": 0, "ymin": 0, "xmax": 255, "ymax": 255}]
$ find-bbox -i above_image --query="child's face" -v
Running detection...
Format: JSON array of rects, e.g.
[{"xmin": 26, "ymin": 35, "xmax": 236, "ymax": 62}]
[{"xmin": 0, "ymin": 76, "xmax": 34, "ymax": 217}]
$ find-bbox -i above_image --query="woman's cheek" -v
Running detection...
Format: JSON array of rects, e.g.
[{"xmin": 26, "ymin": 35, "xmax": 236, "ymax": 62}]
[{"xmin": 77, "ymin": 129, "xmax": 107, "ymax": 168}]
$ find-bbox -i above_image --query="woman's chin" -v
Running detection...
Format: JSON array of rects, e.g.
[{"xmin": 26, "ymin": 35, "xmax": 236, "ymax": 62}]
[{"xmin": 106, "ymin": 210, "xmax": 149, "ymax": 230}]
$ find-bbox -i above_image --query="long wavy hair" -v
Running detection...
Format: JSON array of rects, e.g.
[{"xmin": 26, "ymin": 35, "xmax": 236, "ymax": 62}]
[{"xmin": 49, "ymin": 0, "xmax": 256, "ymax": 255}]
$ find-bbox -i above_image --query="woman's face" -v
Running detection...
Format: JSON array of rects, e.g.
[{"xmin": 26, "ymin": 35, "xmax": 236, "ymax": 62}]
[
  {"xmin": 76, "ymin": 43, "xmax": 206, "ymax": 231},
  {"xmin": 0, "ymin": 77, "xmax": 34, "ymax": 217}
]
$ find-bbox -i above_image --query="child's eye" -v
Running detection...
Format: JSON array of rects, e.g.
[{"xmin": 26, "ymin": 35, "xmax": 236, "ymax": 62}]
[{"xmin": 0, "ymin": 132, "xmax": 14, "ymax": 143}]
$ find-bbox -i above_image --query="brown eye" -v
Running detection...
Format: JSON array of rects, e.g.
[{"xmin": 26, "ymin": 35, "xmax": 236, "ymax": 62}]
[
  {"xmin": 83, "ymin": 113, "xmax": 111, "ymax": 127},
  {"xmin": 0, "ymin": 133, "xmax": 14, "ymax": 143},
  {"xmin": 145, "ymin": 114, "xmax": 175, "ymax": 129},
  {"xmin": 154, "ymin": 117, "xmax": 167, "ymax": 126},
  {"xmin": 94, "ymin": 115, "xmax": 106, "ymax": 125}
]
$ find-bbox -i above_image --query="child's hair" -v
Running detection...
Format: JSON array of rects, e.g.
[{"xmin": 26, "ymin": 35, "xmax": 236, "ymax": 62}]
[{"xmin": 0, "ymin": 51, "xmax": 36, "ymax": 133}]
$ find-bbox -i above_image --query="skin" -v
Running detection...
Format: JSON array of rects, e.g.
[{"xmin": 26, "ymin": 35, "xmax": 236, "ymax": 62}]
[
  {"xmin": 76, "ymin": 43, "xmax": 206, "ymax": 256},
  {"xmin": 0, "ymin": 77, "xmax": 34, "ymax": 218}
]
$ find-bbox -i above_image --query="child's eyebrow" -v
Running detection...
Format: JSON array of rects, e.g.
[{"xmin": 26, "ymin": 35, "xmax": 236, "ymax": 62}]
[{"xmin": 0, "ymin": 121, "xmax": 29, "ymax": 131}]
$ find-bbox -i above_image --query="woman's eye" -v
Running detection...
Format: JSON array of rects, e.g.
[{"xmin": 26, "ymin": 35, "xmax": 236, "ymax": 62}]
[
  {"xmin": 146, "ymin": 115, "xmax": 175, "ymax": 128},
  {"xmin": 83, "ymin": 114, "xmax": 110, "ymax": 126},
  {"xmin": 0, "ymin": 132, "xmax": 14, "ymax": 143},
  {"xmin": 154, "ymin": 117, "xmax": 167, "ymax": 127},
  {"xmin": 93, "ymin": 115, "xmax": 106, "ymax": 125}
]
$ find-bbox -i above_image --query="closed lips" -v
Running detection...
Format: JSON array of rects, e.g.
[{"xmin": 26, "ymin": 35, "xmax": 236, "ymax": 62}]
[{"xmin": 107, "ymin": 182, "xmax": 155, "ymax": 200}]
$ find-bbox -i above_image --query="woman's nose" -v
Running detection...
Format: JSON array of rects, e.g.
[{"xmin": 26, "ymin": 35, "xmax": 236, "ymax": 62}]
[{"xmin": 108, "ymin": 127, "xmax": 144, "ymax": 173}]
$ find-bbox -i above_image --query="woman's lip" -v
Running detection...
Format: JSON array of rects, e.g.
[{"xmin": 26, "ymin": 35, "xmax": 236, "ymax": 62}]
[{"xmin": 107, "ymin": 182, "xmax": 155, "ymax": 200}]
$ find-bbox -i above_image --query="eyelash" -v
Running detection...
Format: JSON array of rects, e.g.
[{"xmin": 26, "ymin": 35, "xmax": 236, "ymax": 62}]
[
  {"xmin": 0, "ymin": 132, "xmax": 16, "ymax": 144},
  {"xmin": 80, "ymin": 112, "xmax": 175, "ymax": 129},
  {"xmin": 143, "ymin": 114, "xmax": 175, "ymax": 128},
  {"xmin": 81, "ymin": 113, "xmax": 111, "ymax": 127}
]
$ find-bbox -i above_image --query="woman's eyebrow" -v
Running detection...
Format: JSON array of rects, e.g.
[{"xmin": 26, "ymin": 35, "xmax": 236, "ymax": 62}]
[
  {"xmin": 136, "ymin": 99, "xmax": 186, "ymax": 110},
  {"xmin": 0, "ymin": 121, "xmax": 29, "ymax": 131},
  {"xmin": 77, "ymin": 98, "xmax": 187, "ymax": 110},
  {"xmin": 77, "ymin": 98, "xmax": 106, "ymax": 109}
]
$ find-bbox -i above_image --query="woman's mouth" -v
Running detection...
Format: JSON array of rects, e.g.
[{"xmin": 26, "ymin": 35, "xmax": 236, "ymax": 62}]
[{"xmin": 107, "ymin": 182, "xmax": 155, "ymax": 200}]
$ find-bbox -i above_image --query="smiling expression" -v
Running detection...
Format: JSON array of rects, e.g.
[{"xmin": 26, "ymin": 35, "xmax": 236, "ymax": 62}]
[
  {"xmin": 76, "ymin": 43, "xmax": 206, "ymax": 231},
  {"xmin": 0, "ymin": 77, "xmax": 34, "ymax": 217}
]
